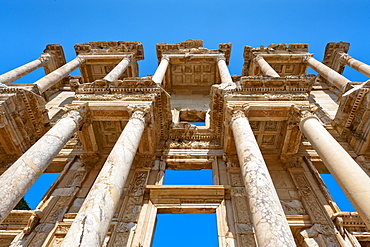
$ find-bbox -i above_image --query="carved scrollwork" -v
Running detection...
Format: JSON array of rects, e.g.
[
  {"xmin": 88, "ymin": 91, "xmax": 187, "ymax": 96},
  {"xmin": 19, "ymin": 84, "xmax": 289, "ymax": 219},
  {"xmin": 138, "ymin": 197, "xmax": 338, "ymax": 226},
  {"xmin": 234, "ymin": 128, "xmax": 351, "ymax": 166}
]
[
  {"xmin": 216, "ymin": 54, "xmax": 226, "ymax": 62},
  {"xmin": 128, "ymin": 104, "xmax": 151, "ymax": 123},
  {"xmin": 226, "ymin": 103, "xmax": 250, "ymax": 123},
  {"xmin": 63, "ymin": 103, "xmax": 90, "ymax": 127},
  {"xmin": 280, "ymin": 154, "xmax": 303, "ymax": 168},
  {"xmin": 287, "ymin": 104, "xmax": 318, "ymax": 127}
]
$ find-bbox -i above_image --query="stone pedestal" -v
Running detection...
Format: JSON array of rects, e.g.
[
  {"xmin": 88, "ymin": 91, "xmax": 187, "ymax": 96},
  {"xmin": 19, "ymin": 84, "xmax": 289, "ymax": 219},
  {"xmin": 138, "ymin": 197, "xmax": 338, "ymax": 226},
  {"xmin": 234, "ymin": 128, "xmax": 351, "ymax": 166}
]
[
  {"xmin": 103, "ymin": 56, "xmax": 132, "ymax": 82},
  {"xmin": 230, "ymin": 107, "xmax": 296, "ymax": 246},
  {"xmin": 340, "ymin": 52, "xmax": 370, "ymax": 78},
  {"xmin": 0, "ymin": 109, "xmax": 84, "ymax": 224},
  {"xmin": 300, "ymin": 116, "xmax": 370, "ymax": 229},
  {"xmin": 0, "ymin": 55, "xmax": 50, "ymax": 85},
  {"xmin": 60, "ymin": 107, "xmax": 149, "ymax": 247},
  {"xmin": 307, "ymin": 57, "xmax": 350, "ymax": 92},
  {"xmin": 255, "ymin": 56, "xmax": 280, "ymax": 77},
  {"xmin": 34, "ymin": 56, "xmax": 85, "ymax": 93},
  {"xmin": 152, "ymin": 56, "xmax": 169, "ymax": 84}
]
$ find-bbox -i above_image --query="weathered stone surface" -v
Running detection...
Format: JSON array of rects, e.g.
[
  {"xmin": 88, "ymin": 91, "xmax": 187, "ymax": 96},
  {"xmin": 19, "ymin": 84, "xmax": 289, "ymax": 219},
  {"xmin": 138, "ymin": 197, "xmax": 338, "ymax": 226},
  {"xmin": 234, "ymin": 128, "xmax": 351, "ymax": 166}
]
[
  {"xmin": 34, "ymin": 57, "xmax": 85, "ymax": 94},
  {"xmin": 231, "ymin": 112, "xmax": 296, "ymax": 246},
  {"xmin": 1, "ymin": 40, "xmax": 370, "ymax": 247},
  {"xmin": 60, "ymin": 108, "xmax": 148, "ymax": 247},
  {"xmin": 0, "ymin": 108, "xmax": 84, "ymax": 224}
]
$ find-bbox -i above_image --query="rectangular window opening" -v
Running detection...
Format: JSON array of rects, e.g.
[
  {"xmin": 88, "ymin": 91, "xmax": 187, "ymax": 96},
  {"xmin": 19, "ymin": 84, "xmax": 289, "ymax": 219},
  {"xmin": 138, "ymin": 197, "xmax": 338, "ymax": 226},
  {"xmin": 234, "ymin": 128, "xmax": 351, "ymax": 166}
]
[
  {"xmin": 152, "ymin": 213, "xmax": 218, "ymax": 247},
  {"xmin": 190, "ymin": 122, "xmax": 206, "ymax": 126},
  {"xmin": 164, "ymin": 169, "xmax": 213, "ymax": 185},
  {"xmin": 23, "ymin": 173, "xmax": 60, "ymax": 210},
  {"xmin": 320, "ymin": 174, "xmax": 355, "ymax": 212}
]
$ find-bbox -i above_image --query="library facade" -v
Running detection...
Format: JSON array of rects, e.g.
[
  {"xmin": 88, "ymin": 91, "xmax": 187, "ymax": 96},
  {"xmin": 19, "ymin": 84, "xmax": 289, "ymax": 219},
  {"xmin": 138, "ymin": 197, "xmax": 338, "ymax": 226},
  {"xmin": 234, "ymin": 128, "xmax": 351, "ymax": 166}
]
[{"xmin": 1, "ymin": 40, "xmax": 370, "ymax": 246}]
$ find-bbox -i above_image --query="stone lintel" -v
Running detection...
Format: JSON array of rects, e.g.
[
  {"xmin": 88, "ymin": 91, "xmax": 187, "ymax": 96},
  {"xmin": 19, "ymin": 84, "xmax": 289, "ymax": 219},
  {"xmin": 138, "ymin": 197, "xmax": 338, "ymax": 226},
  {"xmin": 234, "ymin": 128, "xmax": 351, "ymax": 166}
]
[
  {"xmin": 238, "ymin": 75, "xmax": 315, "ymax": 94},
  {"xmin": 74, "ymin": 41, "xmax": 144, "ymax": 61},
  {"xmin": 243, "ymin": 43, "xmax": 311, "ymax": 76},
  {"xmin": 75, "ymin": 77, "xmax": 160, "ymax": 94},
  {"xmin": 70, "ymin": 101, "xmax": 152, "ymax": 121},
  {"xmin": 156, "ymin": 40, "xmax": 231, "ymax": 64},
  {"xmin": 146, "ymin": 185, "xmax": 230, "ymax": 202}
]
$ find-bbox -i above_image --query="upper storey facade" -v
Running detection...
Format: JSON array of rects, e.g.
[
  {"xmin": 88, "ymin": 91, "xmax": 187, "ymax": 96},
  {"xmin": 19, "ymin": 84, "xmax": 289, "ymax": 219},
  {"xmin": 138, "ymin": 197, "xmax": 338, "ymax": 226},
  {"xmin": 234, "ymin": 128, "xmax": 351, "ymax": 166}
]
[{"xmin": 1, "ymin": 40, "xmax": 370, "ymax": 246}]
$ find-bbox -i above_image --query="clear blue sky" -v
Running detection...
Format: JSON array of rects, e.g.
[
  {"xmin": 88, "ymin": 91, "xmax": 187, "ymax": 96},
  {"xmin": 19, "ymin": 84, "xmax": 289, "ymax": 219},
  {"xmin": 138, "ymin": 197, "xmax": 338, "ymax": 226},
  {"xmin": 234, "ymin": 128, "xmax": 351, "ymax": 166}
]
[{"xmin": 1, "ymin": 0, "xmax": 369, "ymax": 245}]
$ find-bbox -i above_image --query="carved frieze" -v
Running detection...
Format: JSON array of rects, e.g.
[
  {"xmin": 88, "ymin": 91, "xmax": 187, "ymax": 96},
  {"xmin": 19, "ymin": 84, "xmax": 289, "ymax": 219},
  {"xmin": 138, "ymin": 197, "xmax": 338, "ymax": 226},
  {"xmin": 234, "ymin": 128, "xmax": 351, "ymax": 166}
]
[
  {"xmin": 243, "ymin": 43, "xmax": 310, "ymax": 76},
  {"xmin": 0, "ymin": 88, "xmax": 49, "ymax": 161},
  {"xmin": 289, "ymin": 168, "xmax": 342, "ymax": 245},
  {"xmin": 322, "ymin": 41, "xmax": 350, "ymax": 74}
]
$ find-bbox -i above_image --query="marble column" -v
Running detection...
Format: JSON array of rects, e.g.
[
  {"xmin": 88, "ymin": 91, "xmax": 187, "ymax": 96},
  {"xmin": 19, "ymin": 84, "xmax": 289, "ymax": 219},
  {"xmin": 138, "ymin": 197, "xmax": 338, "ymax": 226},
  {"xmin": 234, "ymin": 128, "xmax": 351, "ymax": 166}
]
[
  {"xmin": 230, "ymin": 106, "xmax": 296, "ymax": 246},
  {"xmin": 0, "ymin": 54, "xmax": 50, "ymax": 85},
  {"xmin": 152, "ymin": 56, "xmax": 169, "ymax": 84},
  {"xmin": 60, "ymin": 107, "xmax": 149, "ymax": 247},
  {"xmin": 339, "ymin": 52, "xmax": 370, "ymax": 78},
  {"xmin": 217, "ymin": 56, "xmax": 234, "ymax": 86},
  {"xmin": 34, "ymin": 56, "xmax": 85, "ymax": 94},
  {"xmin": 0, "ymin": 108, "xmax": 84, "ymax": 224},
  {"xmin": 103, "ymin": 56, "xmax": 132, "ymax": 82},
  {"xmin": 255, "ymin": 56, "xmax": 280, "ymax": 77},
  {"xmin": 306, "ymin": 56, "xmax": 350, "ymax": 92},
  {"xmin": 300, "ymin": 116, "xmax": 370, "ymax": 229}
]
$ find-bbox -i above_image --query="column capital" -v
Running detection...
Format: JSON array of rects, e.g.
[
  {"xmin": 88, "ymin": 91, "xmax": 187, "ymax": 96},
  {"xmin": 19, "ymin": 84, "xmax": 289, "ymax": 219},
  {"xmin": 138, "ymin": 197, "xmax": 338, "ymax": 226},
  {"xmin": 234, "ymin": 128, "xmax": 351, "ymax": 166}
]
[
  {"xmin": 39, "ymin": 53, "xmax": 51, "ymax": 65},
  {"xmin": 338, "ymin": 52, "xmax": 351, "ymax": 64},
  {"xmin": 76, "ymin": 55, "xmax": 86, "ymax": 64},
  {"xmin": 288, "ymin": 104, "xmax": 318, "ymax": 127},
  {"xmin": 226, "ymin": 103, "xmax": 250, "ymax": 122},
  {"xmin": 280, "ymin": 154, "xmax": 303, "ymax": 168},
  {"xmin": 124, "ymin": 54, "xmax": 134, "ymax": 62},
  {"xmin": 254, "ymin": 55, "xmax": 264, "ymax": 61},
  {"xmin": 128, "ymin": 104, "xmax": 151, "ymax": 123},
  {"xmin": 80, "ymin": 154, "xmax": 100, "ymax": 170},
  {"xmin": 63, "ymin": 103, "xmax": 90, "ymax": 126},
  {"xmin": 161, "ymin": 55, "xmax": 170, "ymax": 61},
  {"xmin": 216, "ymin": 55, "xmax": 226, "ymax": 62},
  {"xmin": 302, "ymin": 54, "xmax": 314, "ymax": 63}
]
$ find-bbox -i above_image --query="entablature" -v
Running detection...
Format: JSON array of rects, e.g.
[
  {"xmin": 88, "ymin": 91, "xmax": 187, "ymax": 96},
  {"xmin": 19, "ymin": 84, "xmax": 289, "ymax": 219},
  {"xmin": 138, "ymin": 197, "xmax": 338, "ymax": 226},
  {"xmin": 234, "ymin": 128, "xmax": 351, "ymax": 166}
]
[
  {"xmin": 0, "ymin": 87, "xmax": 50, "ymax": 167},
  {"xmin": 156, "ymin": 40, "xmax": 231, "ymax": 95},
  {"xmin": 322, "ymin": 41, "xmax": 350, "ymax": 74},
  {"xmin": 243, "ymin": 43, "xmax": 311, "ymax": 77},
  {"xmin": 334, "ymin": 80, "xmax": 370, "ymax": 155},
  {"xmin": 74, "ymin": 41, "xmax": 144, "ymax": 83}
]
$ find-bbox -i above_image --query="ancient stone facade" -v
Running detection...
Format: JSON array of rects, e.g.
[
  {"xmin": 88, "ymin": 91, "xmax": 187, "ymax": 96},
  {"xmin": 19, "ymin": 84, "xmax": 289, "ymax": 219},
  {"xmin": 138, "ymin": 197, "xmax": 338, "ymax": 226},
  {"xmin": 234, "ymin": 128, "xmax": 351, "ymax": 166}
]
[{"xmin": 0, "ymin": 40, "xmax": 370, "ymax": 246}]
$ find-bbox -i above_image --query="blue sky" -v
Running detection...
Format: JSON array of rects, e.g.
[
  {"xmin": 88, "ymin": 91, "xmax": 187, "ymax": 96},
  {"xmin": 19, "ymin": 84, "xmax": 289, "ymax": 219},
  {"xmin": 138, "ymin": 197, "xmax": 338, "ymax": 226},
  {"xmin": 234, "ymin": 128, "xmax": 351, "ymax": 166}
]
[{"xmin": 1, "ymin": 0, "xmax": 368, "ymax": 245}]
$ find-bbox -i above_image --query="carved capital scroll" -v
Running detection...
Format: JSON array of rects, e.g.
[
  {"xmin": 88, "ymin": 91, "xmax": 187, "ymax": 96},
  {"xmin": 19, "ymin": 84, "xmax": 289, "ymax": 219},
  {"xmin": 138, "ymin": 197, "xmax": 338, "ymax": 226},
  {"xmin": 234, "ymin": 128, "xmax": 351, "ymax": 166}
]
[
  {"xmin": 216, "ymin": 54, "xmax": 226, "ymax": 62},
  {"xmin": 63, "ymin": 103, "xmax": 90, "ymax": 127},
  {"xmin": 226, "ymin": 103, "xmax": 250, "ymax": 123},
  {"xmin": 128, "ymin": 104, "xmax": 151, "ymax": 123},
  {"xmin": 288, "ymin": 104, "xmax": 318, "ymax": 126}
]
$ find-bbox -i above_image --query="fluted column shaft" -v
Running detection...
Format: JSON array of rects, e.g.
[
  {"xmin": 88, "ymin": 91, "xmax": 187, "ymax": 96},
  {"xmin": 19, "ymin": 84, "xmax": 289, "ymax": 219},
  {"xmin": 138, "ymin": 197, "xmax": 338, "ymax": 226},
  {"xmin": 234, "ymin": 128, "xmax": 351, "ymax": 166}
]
[
  {"xmin": 34, "ymin": 56, "xmax": 84, "ymax": 93},
  {"xmin": 60, "ymin": 108, "xmax": 148, "ymax": 247},
  {"xmin": 300, "ymin": 116, "xmax": 370, "ymax": 229},
  {"xmin": 307, "ymin": 57, "xmax": 350, "ymax": 92},
  {"xmin": 103, "ymin": 56, "xmax": 132, "ymax": 82},
  {"xmin": 0, "ymin": 55, "xmax": 50, "ymax": 85},
  {"xmin": 0, "ymin": 110, "xmax": 83, "ymax": 224},
  {"xmin": 152, "ymin": 56, "xmax": 169, "ymax": 84},
  {"xmin": 217, "ymin": 57, "xmax": 234, "ymax": 85},
  {"xmin": 255, "ymin": 56, "xmax": 280, "ymax": 77},
  {"xmin": 231, "ymin": 109, "xmax": 296, "ymax": 246},
  {"xmin": 340, "ymin": 52, "xmax": 370, "ymax": 78}
]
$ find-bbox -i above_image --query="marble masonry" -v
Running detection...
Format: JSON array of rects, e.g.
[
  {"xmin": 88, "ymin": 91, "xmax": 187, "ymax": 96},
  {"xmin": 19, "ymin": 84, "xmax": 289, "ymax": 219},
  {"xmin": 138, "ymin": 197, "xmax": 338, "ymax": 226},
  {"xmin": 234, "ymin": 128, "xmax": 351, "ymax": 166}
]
[{"xmin": 0, "ymin": 40, "xmax": 370, "ymax": 246}]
